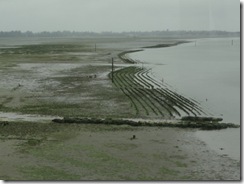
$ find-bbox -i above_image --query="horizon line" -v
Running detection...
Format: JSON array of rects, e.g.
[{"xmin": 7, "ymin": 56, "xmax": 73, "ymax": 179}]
[{"xmin": 0, "ymin": 30, "xmax": 240, "ymax": 33}]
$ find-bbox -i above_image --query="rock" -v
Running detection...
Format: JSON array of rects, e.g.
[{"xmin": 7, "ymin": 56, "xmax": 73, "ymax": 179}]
[
  {"xmin": 52, "ymin": 117, "xmax": 239, "ymax": 130},
  {"xmin": 130, "ymin": 135, "xmax": 136, "ymax": 140},
  {"xmin": 181, "ymin": 116, "xmax": 223, "ymax": 122},
  {"xmin": 0, "ymin": 121, "xmax": 9, "ymax": 126}
]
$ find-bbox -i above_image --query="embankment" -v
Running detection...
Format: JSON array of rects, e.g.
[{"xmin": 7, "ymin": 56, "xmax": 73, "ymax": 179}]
[{"xmin": 52, "ymin": 117, "xmax": 239, "ymax": 130}]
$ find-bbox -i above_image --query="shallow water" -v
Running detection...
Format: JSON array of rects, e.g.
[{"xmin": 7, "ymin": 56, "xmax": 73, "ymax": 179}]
[
  {"xmin": 0, "ymin": 112, "xmax": 60, "ymax": 122},
  {"xmin": 129, "ymin": 37, "xmax": 240, "ymax": 124},
  {"xmin": 195, "ymin": 128, "xmax": 240, "ymax": 161},
  {"xmin": 129, "ymin": 37, "xmax": 240, "ymax": 161}
]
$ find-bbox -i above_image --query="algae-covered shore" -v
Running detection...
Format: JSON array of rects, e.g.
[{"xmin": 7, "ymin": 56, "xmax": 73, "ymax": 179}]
[{"xmin": 0, "ymin": 36, "xmax": 240, "ymax": 180}]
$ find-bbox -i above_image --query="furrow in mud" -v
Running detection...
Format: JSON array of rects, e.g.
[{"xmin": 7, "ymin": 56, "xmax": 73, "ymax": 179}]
[{"xmin": 109, "ymin": 65, "xmax": 208, "ymax": 119}]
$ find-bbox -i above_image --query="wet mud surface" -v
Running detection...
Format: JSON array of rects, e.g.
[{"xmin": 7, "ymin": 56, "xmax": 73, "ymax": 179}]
[
  {"xmin": 0, "ymin": 122, "xmax": 240, "ymax": 180},
  {"xmin": 0, "ymin": 37, "xmax": 240, "ymax": 180}
]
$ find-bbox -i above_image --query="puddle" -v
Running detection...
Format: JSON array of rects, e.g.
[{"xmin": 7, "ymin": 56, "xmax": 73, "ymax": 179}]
[
  {"xmin": 67, "ymin": 52, "xmax": 97, "ymax": 56},
  {"xmin": 122, "ymin": 118, "xmax": 178, "ymax": 124},
  {"xmin": 195, "ymin": 128, "xmax": 240, "ymax": 161},
  {"xmin": 0, "ymin": 112, "xmax": 60, "ymax": 123}
]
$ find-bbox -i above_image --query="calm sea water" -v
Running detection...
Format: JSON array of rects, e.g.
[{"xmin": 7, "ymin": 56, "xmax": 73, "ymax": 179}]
[
  {"xmin": 130, "ymin": 37, "xmax": 240, "ymax": 124},
  {"xmin": 129, "ymin": 37, "xmax": 240, "ymax": 161}
]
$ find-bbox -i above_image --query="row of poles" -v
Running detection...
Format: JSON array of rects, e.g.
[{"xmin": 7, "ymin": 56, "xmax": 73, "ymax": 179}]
[{"xmin": 94, "ymin": 43, "xmax": 114, "ymax": 83}]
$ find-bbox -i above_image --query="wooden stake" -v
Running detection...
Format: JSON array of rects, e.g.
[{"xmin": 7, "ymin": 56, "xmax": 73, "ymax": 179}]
[{"xmin": 112, "ymin": 58, "xmax": 114, "ymax": 83}]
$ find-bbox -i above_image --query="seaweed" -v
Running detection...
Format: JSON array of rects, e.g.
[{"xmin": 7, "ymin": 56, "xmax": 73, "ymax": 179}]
[{"xmin": 52, "ymin": 117, "xmax": 239, "ymax": 130}]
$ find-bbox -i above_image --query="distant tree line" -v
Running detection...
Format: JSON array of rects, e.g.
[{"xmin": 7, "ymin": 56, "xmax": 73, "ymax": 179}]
[{"xmin": 0, "ymin": 30, "xmax": 240, "ymax": 38}]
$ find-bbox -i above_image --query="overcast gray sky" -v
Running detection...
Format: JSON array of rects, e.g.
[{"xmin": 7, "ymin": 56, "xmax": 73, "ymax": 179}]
[{"xmin": 0, "ymin": 0, "xmax": 240, "ymax": 32}]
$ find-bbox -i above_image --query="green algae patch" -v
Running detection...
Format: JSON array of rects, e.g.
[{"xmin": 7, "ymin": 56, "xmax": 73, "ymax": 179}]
[
  {"xmin": 19, "ymin": 166, "xmax": 81, "ymax": 180},
  {"xmin": 52, "ymin": 117, "xmax": 239, "ymax": 130}
]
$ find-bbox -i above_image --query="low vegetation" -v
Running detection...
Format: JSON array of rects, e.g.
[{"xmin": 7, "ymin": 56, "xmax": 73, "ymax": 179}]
[{"xmin": 52, "ymin": 117, "xmax": 239, "ymax": 130}]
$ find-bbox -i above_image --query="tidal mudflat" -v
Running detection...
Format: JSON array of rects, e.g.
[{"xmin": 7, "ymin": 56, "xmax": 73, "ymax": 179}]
[
  {"xmin": 0, "ymin": 37, "xmax": 240, "ymax": 180},
  {"xmin": 129, "ymin": 37, "xmax": 241, "ymax": 163},
  {"xmin": 0, "ymin": 122, "xmax": 240, "ymax": 180}
]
